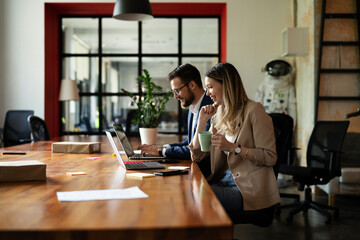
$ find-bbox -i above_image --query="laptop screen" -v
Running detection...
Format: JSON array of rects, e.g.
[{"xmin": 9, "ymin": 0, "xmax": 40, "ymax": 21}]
[
  {"xmin": 105, "ymin": 131, "xmax": 126, "ymax": 169},
  {"xmin": 113, "ymin": 124, "xmax": 135, "ymax": 157}
]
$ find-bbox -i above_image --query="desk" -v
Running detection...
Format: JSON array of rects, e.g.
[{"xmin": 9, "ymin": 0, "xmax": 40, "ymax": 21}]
[{"xmin": 0, "ymin": 135, "xmax": 232, "ymax": 240}]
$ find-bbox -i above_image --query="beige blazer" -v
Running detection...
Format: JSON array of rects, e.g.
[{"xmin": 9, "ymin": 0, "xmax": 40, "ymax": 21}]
[{"xmin": 189, "ymin": 100, "xmax": 280, "ymax": 210}]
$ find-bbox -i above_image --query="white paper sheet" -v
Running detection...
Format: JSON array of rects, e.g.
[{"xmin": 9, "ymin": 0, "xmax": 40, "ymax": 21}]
[
  {"xmin": 0, "ymin": 160, "xmax": 45, "ymax": 166},
  {"xmin": 57, "ymin": 186, "xmax": 148, "ymax": 202}
]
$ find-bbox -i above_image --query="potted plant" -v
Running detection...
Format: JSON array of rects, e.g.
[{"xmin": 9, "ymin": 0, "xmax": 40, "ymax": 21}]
[{"xmin": 122, "ymin": 69, "xmax": 172, "ymax": 144}]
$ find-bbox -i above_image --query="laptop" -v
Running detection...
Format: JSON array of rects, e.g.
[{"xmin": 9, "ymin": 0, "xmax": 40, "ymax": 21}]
[
  {"xmin": 105, "ymin": 131, "xmax": 165, "ymax": 170},
  {"xmin": 112, "ymin": 124, "xmax": 166, "ymax": 160}
]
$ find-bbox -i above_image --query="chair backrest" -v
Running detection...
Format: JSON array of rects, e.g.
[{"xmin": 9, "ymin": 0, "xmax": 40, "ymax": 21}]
[
  {"xmin": 307, "ymin": 121, "xmax": 349, "ymax": 178},
  {"xmin": 101, "ymin": 114, "xmax": 109, "ymax": 130},
  {"xmin": 276, "ymin": 113, "xmax": 296, "ymax": 165},
  {"xmin": 125, "ymin": 109, "xmax": 139, "ymax": 136},
  {"xmin": 3, "ymin": 110, "xmax": 34, "ymax": 147},
  {"xmin": 81, "ymin": 116, "xmax": 93, "ymax": 132},
  {"xmin": 28, "ymin": 115, "xmax": 50, "ymax": 141},
  {"xmin": 269, "ymin": 113, "xmax": 292, "ymax": 178}
]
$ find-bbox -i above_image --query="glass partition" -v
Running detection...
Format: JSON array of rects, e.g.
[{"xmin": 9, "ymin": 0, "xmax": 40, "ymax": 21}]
[
  {"xmin": 62, "ymin": 57, "xmax": 99, "ymax": 93},
  {"xmin": 142, "ymin": 18, "xmax": 178, "ymax": 54},
  {"xmin": 102, "ymin": 19, "xmax": 138, "ymax": 54},
  {"xmin": 182, "ymin": 18, "xmax": 218, "ymax": 54},
  {"xmin": 60, "ymin": 16, "xmax": 220, "ymax": 135},
  {"xmin": 102, "ymin": 57, "xmax": 139, "ymax": 93},
  {"xmin": 62, "ymin": 18, "xmax": 99, "ymax": 54}
]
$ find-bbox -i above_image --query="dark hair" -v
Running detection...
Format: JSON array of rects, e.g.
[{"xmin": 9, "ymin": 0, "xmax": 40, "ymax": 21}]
[{"xmin": 168, "ymin": 63, "xmax": 203, "ymax": 88}]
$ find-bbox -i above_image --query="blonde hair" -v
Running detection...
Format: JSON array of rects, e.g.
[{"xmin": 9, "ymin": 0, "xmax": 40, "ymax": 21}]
[{"xmin": 206, "ymin": 62, "xmax": 249, "ymax": 135}]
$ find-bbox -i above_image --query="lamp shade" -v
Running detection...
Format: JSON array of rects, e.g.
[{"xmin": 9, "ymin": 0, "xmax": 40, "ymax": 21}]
[
  {"xmin": 113, "ymin": 0, "xmax": 153, "ymax": 21},
  {"xmin": 59, "ymin": 79, "xmax": 80, "ymax": 101}
]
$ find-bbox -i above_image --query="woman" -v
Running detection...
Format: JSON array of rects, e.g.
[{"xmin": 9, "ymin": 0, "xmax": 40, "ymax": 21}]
[{"xmin": 189, "ymin": 62, "xmax": 280, "ymax": 213}]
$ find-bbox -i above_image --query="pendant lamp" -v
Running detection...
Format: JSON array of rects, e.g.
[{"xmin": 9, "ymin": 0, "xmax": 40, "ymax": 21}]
[{"xmin": 113, "ymin": 0, "xmax": 154, "ymax": 21}]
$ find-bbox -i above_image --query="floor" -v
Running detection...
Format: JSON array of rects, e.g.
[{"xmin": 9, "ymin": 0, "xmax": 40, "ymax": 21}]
[{"xmin": 233, "ymin": 184, "xmax": 360, "ymax": 240}]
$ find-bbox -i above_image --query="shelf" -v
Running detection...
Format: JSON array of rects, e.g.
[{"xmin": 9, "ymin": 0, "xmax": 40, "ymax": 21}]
[
  {"xmin": 324, "ymin": 13, "xmax": 358, "ymax": 18},
  {"xmin": 318, "ymin": 97, "xmax": 360, "ymax": 101},
  {"xmin": 316, "ymin": 0, "xmax": 360, "ymax": 122},
  {"xmin": 320, "ymin": 69, "xmax": 360, "ymax": 74},
  {"xmin": 322, "ymin": 41, "xmax": 360, "ymax": 46}
]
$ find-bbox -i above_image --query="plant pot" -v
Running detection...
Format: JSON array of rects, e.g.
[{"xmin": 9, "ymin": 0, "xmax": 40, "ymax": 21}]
[{"xmin": 139, "ymin": 128, "xmax": 158, "ymax": 145}]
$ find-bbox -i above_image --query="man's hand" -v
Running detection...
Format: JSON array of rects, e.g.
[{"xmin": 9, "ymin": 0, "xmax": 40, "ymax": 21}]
[{"xmin": 140, "ymin": 144, "xmax": 160, "ymax": 156}]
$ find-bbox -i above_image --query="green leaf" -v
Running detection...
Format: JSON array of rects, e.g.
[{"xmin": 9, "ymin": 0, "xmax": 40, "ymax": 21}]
[{"xmin": 121, "ymin": 69, "xmax": 172, "ymax": 128}]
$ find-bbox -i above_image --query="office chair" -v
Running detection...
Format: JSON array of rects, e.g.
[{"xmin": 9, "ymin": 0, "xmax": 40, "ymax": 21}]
[
  {"xmin": 81, "ymin": 116, "xmax": 93, "ymax": 132},
  {"xmin": 101, "ymin": 114, "xmax": 110, "ymax": 130},
  {"xmin": 228, "ymin": 113, "xmax": 291, "ymax": 227},
  {"xmin": 0, "ymin": 127, "xmax": 3, "ymax": 147},
  {"xmin": 28, "ymin": 116, "xmax": 50, "ymax": 141},
  {"xmin": 278, "ymin": 121, "xmax": 349, "ymax": 223},
  {"xmin": 125, "ymin": 109, "xmax": 139, "ymax": 136},
  {"xmin": 269, "ymin": 114, "xmax": 301, "ymax": 209},
  {"xmin": 3, "ymin": 110, "xmax": 34, "ymax": 147}
]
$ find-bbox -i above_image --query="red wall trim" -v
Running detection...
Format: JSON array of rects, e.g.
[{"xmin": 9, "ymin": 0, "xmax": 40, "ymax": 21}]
[
  {"xmin": 44, "ymin": 3, "xmax": 226, "ymax": 137},
  {"xmin": 153, "ymin": 3, "xmax": 225, "ymax": 15},
  {"xmin": 44, "ymin": 4, "xmax": 59, "ymax": 139}
]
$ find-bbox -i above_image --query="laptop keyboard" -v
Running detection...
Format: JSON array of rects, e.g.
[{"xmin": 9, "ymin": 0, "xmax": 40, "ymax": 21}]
[
  {"xmin": 131, "ymin": 154, "xmax": 143, "ymax": 159},
  {"xmin": 130, "ymin": 153, "xmax": 156, "ymax": 159},
  {"xmin": 125, "ymin": 162, "xmax": 148, "ymax": 169}
]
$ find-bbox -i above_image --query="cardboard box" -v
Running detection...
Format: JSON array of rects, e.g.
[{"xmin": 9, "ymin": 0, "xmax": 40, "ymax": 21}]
[
  {"xmin": 52, "ymin": 142, "xmax": 101, "ymax": 154},
  {"xmin": 0, "ymin": 160, "xmax": 46, "ymax": 182}
]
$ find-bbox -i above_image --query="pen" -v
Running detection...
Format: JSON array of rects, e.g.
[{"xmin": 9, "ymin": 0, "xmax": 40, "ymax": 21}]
[{"xmin": 2, "ymin": 152, "xmax": 27, "ymax": 155}]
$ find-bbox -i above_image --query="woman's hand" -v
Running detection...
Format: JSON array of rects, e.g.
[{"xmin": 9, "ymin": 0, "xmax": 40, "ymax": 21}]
[
  {"xmin": 211, "ymin": 133, "xmax": 236, "ymax": 152},
  {"xmin": 199, "ymin": 104, "xmax": 218, "ymax": 124}
]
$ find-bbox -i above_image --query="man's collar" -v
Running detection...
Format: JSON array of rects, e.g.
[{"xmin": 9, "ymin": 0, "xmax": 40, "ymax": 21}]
[{"xmin": 189, "ymin": 92, "xmax": 205, "ymax": 115}]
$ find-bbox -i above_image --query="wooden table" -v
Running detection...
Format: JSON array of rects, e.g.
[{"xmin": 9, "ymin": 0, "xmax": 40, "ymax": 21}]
[{"xmin": 0, "ymin": 135, "xmax": 232, "ymax": 240}]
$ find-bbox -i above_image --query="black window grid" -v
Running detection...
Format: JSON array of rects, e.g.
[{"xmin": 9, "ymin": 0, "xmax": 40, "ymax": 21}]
[{"xmin": 59, "ymin": 15, "xmax": 221, "ymax": 135}]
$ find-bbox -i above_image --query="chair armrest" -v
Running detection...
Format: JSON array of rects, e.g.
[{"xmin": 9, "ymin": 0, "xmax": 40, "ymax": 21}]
[{"xmin": 286, "ymin": 145, "xmax": 301, "ymax": 165}]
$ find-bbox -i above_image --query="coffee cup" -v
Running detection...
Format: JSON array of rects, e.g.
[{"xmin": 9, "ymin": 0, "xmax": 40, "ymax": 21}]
[{"xmin": 198, "ymin": 131, "xmax": 212, "ymax": 152}]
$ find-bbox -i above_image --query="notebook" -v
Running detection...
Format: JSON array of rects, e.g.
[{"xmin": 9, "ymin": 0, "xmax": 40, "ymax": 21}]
[
  {"xmin": 105, "ymin": 131, "xmax": 165, "ymax": 170},
  {"xmin": 112, "ymin": 124, "xmax": 166, "ymax": 160}
]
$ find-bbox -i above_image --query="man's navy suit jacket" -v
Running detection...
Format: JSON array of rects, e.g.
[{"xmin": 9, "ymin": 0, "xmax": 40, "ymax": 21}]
[{"xmin": 165, "ymin": 94, "xmax": 213, "ymax": 159}]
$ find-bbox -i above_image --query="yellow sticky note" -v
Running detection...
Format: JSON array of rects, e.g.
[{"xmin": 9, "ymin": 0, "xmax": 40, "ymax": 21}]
[
  {"xmin": 66, "ymin": 171, "xmax": 86, "ymax": 176},
  {"xmin": 126, "ymin": 173, "xmax": 155, "ymax": 179}
]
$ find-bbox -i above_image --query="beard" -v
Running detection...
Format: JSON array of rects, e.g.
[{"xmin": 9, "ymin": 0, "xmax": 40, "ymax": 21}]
[{"xmin": 181, "ymin": 91, "xmax": 195, "ymax": 108}]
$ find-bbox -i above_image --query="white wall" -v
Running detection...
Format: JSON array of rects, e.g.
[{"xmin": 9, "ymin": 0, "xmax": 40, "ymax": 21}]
[
  {"xmin": 0, "ymin": 0, "xmax": 45, "ymax": 127},
  {"xmin": 0, "ymin": 0, "xmax": 292, "ymax": 128},
  {"xmin": 0, "ymin": 0, "xmax": 5, "ymax": 120}
]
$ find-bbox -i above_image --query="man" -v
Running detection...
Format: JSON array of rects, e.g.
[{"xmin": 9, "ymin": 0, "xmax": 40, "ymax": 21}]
[{"xmin": 141, "ymin": 64, "xmax": 213, "ymax": 175}]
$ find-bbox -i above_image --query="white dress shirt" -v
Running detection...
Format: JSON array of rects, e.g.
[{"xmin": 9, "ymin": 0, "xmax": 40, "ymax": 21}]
[
  {"xmin": 162, "ymin": 92, "xmax": 206, "ymax": 157},
  {"xmin": 189, "ymin": 92, "xmax": 206, "ymax": 137}
]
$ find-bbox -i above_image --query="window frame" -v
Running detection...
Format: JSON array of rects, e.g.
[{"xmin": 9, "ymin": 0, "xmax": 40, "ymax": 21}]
[{"xmin": 45, "ymin": 2, "xmax": 227, "ymax": 137}]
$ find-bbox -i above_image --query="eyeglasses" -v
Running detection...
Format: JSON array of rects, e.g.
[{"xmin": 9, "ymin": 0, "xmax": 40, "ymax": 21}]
[{"xmin": 171, "ymin": 81, "xmax": 190, "ymax": 95}]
